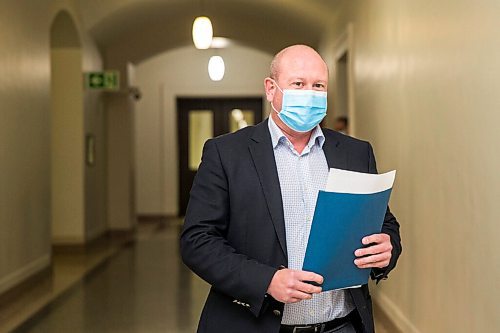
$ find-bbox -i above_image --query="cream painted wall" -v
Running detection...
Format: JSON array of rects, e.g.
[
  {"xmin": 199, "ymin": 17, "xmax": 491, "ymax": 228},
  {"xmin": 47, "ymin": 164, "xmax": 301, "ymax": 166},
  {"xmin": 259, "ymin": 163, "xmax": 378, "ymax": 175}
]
[
  {"xmin": 50, "ymin": 5, "xmax": 106, "ymax": 243},
  {"xmin": 0, "ymin": 0, "xmax": 52, "ymax": 294},
  {"xmin": 101, "ymin": 39, "xmax": 137, "ymax": 230},
  {"xmin": 0, "ymin": 0, "xmax": 104, "ymax": 295},
  {"xmin": 135, "ymin": 45, "xmax": 272, "ymax": 215},
  {"xmin": 320, "ymin": 1, "xmax": 500, "ymax": 332},
  {"xmin": 84, "ymin": 89, "xmax": 107, "ymax": 240},
  {"xmin": 82, "ymin": 34, "xmax": 106, "ymax": 241},
  {"xmin": 51, "ymin": 48, "xmax": 85, "ymax": 243},
  {"xmin": 104, "ymin": 61, "xmax": 137, "ymax": 230}
]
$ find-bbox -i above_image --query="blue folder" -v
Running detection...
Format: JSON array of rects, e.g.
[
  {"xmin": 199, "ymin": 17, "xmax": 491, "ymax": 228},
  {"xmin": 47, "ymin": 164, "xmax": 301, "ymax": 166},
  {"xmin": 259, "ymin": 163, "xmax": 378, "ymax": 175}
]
[{"xmin": 302, "ymin": 188, "xmax": 392, "ymax": 291}]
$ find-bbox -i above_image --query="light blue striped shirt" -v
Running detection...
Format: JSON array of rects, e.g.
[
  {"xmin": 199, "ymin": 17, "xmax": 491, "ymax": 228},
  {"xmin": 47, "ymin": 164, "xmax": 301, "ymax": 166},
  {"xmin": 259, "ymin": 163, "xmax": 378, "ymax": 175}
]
[{"xmin": 268, "ymin": 116, "xmax": 355, "ymax": 325}]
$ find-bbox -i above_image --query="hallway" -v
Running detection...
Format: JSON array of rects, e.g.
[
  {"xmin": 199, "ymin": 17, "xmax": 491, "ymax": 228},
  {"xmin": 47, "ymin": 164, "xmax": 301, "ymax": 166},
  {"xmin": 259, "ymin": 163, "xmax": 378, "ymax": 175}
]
[
  {"xmin": 10, "ymin": 222, "xmax": 394, "ymax": 333},
  {"xmin": 2, "ymin": 1, "xmax": 500, "ymax": 332},
  {"xmin": 13, "ymin": 222, "xmax": 207, "ymax": 333}
]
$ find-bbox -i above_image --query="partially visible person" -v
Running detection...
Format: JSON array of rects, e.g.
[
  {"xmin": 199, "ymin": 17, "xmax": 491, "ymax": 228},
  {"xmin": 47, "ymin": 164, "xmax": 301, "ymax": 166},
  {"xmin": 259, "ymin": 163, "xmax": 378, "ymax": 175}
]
[{"xmin": 334, "ymin": 115, "xmax": 349, "ymax": 134}]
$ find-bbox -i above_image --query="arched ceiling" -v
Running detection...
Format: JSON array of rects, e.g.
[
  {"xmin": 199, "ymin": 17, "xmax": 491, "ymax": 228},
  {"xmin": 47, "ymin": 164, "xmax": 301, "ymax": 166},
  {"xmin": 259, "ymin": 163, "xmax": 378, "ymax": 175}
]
[{"xmin": 79, "ymin": 0, "xmax": 340, "ymax": 64}]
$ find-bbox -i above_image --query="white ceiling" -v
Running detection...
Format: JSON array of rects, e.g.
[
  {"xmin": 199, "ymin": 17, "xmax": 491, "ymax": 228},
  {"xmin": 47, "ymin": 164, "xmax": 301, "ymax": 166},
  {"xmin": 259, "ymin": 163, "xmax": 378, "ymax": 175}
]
[{"xmin": 77, "ymin": 0, "xmax": 340, "ymax": 63}]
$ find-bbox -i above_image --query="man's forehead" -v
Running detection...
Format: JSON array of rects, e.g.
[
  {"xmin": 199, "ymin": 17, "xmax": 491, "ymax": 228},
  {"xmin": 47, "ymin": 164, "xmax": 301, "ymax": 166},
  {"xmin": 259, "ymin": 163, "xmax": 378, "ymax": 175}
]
[
  {"xmin": 283, "ymin": 51, "xmax": 321, "ymax": 64},
  {"xmin": 272, "ymin": 45, "xmax": 328, "ymax": 79},
  {"xmin": 281, "ymin": 54, "xmax": 325, "ymax": 68},
  {"xmin": 280, "ymin": 56, "xmax": 328, "ymax": 78}
]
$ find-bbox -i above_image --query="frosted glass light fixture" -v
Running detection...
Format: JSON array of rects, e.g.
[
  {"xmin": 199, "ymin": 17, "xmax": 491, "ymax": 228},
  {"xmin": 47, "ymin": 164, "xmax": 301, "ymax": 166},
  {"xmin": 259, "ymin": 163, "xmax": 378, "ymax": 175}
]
[
  {"xmin": 192, "ymin": 16, "xmax": 213, "ymax": 49},
  {"xmin": 208, "ymin": 56, "xmax": 225, "ymax": 81},
  {"xmin": 210, "ymin": 37, "xmax": 231, "ymax": 49}
]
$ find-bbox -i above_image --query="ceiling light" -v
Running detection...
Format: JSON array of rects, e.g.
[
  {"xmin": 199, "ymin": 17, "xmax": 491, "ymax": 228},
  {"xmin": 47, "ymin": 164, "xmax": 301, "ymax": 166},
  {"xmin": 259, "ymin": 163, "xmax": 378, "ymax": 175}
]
[
  {"xmin": 192, "ymin": 16, "xmax": 213, "ymax": 49},
  {"xmin": 231, "ymin": 109, "xmax": 244, "ymax": 121},
  {"xmin": 211, "ymin": 37, "xmax": 231, "ymax": 49},
  {"xmin": 208, "ymin": 55, "xmax": 225, "ymax": 81}
]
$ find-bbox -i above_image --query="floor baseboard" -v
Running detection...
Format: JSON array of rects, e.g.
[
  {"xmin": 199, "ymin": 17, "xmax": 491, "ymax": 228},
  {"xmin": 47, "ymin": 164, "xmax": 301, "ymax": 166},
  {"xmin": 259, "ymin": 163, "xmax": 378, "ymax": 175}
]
[
  {"xmin": 373, "ymin": 291, "xmax": 421, "ymax": 333},
  {"xmin": 0, "ymin": 264, "xmax": 52, "ymax": 308}
]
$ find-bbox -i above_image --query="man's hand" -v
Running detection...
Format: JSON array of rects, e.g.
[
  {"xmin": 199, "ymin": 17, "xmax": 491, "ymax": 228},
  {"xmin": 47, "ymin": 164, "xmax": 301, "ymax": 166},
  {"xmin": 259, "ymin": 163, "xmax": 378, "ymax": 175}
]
[
  {"xmin": 267, "ymin": 269, "xmax": 323, "ymax": 304},
  {"xmin": 354, "ymin": 233, "xmax": 392, "ymax": 269}
]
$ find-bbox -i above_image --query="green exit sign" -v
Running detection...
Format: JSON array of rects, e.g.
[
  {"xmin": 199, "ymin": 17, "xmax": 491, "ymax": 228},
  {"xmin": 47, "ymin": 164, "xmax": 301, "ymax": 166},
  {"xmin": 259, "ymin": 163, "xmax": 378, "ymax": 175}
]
[{"xmin": 85, "ymin": 71, "xmax": 120, "ymax": 90}]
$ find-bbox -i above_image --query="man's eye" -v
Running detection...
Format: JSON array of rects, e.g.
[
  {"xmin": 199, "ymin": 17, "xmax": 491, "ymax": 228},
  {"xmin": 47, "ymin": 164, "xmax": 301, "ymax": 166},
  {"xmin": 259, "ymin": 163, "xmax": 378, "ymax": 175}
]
[
  {"xmin": 292, "ymin": 82, "xmax": 304, "ymax": 87},
  {"xmin": 314, "ymin": 83, "xmax": 325, "ymax": 89}
]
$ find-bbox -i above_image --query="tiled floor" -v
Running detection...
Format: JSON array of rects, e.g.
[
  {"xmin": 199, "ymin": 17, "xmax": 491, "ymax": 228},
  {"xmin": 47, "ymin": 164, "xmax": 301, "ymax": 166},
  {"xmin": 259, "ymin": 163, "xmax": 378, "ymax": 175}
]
[{"xmin": 8, "ymin": 221, "xmax": 396, "ymax": 332}]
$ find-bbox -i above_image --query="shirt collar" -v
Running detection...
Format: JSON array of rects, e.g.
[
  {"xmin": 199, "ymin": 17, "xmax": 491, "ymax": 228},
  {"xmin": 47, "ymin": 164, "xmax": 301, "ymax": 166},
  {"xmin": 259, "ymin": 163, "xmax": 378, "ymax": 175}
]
[{"xmin": 267, "ymin": 115, "xmax": 325, "ymax": 150}]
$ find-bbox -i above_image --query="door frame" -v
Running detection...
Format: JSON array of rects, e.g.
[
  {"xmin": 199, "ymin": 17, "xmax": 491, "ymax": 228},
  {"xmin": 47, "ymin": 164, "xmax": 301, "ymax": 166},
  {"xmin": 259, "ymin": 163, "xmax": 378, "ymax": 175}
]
[
  {"xmin": 176, "ymin": 96, "xmax": 263, "ymax": 216},
  {"xmin": 332, "ymin": 23, "xmax": 356, "ymax": 136}
]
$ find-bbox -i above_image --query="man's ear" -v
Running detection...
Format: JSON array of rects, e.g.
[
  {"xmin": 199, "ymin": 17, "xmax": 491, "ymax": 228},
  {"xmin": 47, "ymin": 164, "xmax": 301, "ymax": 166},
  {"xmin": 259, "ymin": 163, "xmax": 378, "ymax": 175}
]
[{"xmin": 264, "ymin": 77, "xmax": 275, "ymax": 102}]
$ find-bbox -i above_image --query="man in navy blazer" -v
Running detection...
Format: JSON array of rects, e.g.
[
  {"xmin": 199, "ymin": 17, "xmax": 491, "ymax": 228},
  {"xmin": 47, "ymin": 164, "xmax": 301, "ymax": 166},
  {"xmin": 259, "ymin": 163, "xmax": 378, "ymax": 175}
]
[{"xmin": 181, "ymin": 45, "xmax": 401, "ymax": 333}]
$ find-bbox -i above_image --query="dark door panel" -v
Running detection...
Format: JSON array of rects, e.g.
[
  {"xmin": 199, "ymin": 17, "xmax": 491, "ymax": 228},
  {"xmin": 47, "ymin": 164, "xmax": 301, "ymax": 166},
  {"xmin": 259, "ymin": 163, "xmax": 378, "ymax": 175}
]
[{"xmin": 177, "ymin": 97, "xmax": 263, "ymax": 216}]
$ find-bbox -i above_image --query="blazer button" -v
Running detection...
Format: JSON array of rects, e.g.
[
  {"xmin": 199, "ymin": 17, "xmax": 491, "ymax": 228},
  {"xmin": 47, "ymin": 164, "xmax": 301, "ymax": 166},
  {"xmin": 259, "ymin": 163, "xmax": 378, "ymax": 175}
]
[{"xmin": 273, "ymin": 309, "xmax": 281, "ymax": 317}]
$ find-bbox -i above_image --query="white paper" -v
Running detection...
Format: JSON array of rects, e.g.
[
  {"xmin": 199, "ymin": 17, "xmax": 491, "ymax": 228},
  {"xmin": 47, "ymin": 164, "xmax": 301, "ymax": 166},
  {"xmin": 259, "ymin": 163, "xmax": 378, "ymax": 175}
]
[{"xmin": 325, "ymin": 168, "xmax": 396, "ymax": 194}]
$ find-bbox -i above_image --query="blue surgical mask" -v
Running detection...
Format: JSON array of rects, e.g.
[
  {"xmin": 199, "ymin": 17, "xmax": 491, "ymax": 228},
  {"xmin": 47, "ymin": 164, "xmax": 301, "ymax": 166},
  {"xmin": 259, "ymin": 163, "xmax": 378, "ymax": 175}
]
[{"xmin": 271, "ymin": 83, "xmax": 327, "ymax": 132}]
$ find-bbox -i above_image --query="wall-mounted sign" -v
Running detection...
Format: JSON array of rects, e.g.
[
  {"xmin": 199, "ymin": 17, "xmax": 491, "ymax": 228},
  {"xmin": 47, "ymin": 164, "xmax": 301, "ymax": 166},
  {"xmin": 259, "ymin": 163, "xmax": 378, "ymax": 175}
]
[{"xmin": 84, "ymin": 71, "xmax": 120, "ymax": 90}]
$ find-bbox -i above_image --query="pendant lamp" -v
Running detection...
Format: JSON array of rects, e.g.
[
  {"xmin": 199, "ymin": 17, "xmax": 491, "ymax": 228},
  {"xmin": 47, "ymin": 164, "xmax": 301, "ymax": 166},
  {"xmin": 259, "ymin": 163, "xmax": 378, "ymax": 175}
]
[{"xmin": 192, "ymin": 16, "xmax": 213, "ymax": 49}]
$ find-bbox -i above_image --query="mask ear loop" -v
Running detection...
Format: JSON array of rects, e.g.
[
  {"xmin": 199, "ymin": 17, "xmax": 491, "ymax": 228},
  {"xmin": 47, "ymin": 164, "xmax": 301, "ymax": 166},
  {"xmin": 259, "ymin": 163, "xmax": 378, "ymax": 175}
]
[
  {"xmin": 269, "ymin": 78, "xmax": 284, "ymax": 94},
  {"xmin": 269, "ymin": 78, "xmax": 283, "ymax": 114}
]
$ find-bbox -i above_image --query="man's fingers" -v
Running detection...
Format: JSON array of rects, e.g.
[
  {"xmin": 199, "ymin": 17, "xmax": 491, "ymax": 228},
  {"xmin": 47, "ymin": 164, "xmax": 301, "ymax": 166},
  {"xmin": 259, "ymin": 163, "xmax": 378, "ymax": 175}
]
[
  {"xmin": 354, "ymin": 252, "xmax": 391, "ymax": 267},
  {"xmin": 357, "ymin": 259, "xmax": 390, "ymax": 269},
  {"xmin": 355, "ymin": 242, "xmax": 392, "ymax": 257},
  {"xmin": 355, "ymin": 252, "xmax": 390, "ymax": 265},
  {"xmin": 288, "ymin": 290, "xmax": 314, "ymax": 301},
  {"xmin": 296, "ymin": 281, "xmax": 322, "ymax": 294},
  {"xmin": 268, "ymin": 269, "xmax": 324, "ymax": 304},
  {"xmin": 295, "ymin": 270, "xmax": 324, "ymax": 284},
  {"xmin": 362, "ymin": 233, "xmax": 389, "ymax": 245},
  {"xmin": 287, "ymin": 298, "xmax": 301, "ymax": 304},
  {"xmin": 269, "ymin": 269, "xmax": 323, "ymax": 304},
  {"xmin": 280, "ymin": 288, "xmax": 314, "ymax": 303}
]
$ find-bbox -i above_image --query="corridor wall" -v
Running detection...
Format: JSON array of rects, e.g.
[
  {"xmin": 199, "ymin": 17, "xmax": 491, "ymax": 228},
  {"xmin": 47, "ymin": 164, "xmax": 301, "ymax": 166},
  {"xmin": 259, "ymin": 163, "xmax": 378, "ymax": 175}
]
[
  {"xmin": 320, "ymin": 1, "xmax": 500, "ymax": 332},
  {"xmin": 0, "ymin": 0, "xmax": 104, "ymax": 294},
  {"xmin": 0, "ymin": 0, "xmax": 52, "ymax": 294},
  {"xmin": 50, "ymin": 3, "xmax": 105, "ymax": 244},
  {"xmin": 134, "ymin": 45, "xmax": 272, "ymax": 216}
]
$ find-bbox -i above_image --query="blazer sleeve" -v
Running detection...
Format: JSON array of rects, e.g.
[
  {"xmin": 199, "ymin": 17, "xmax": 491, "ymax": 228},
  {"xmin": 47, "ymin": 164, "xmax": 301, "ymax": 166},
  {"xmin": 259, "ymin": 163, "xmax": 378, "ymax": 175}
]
[
  {"xmin": 367, "ymin": 143, "xmax": 403, "ymax": 282},
  {"xmin": 180, "ymin": 139, "xmax": 277, "ymax": 317}
]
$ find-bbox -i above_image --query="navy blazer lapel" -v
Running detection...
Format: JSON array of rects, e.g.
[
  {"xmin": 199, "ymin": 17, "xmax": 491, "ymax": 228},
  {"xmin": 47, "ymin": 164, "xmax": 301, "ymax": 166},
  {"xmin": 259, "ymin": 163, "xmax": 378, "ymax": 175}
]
[
  {"xmin": 322, "ymin": 130, "xmax": 349, "ymax": 170},
  {"xmin": 248, "ymin": 120, "xmax": 287, "ymax": 260}
]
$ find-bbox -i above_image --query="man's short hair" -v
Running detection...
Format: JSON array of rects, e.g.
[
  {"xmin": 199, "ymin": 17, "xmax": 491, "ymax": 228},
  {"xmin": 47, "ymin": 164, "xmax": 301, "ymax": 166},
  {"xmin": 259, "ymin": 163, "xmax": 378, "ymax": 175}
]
[{"xmin": 269, "ymin": 49, "xmax": 285, "ymax": 79}]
